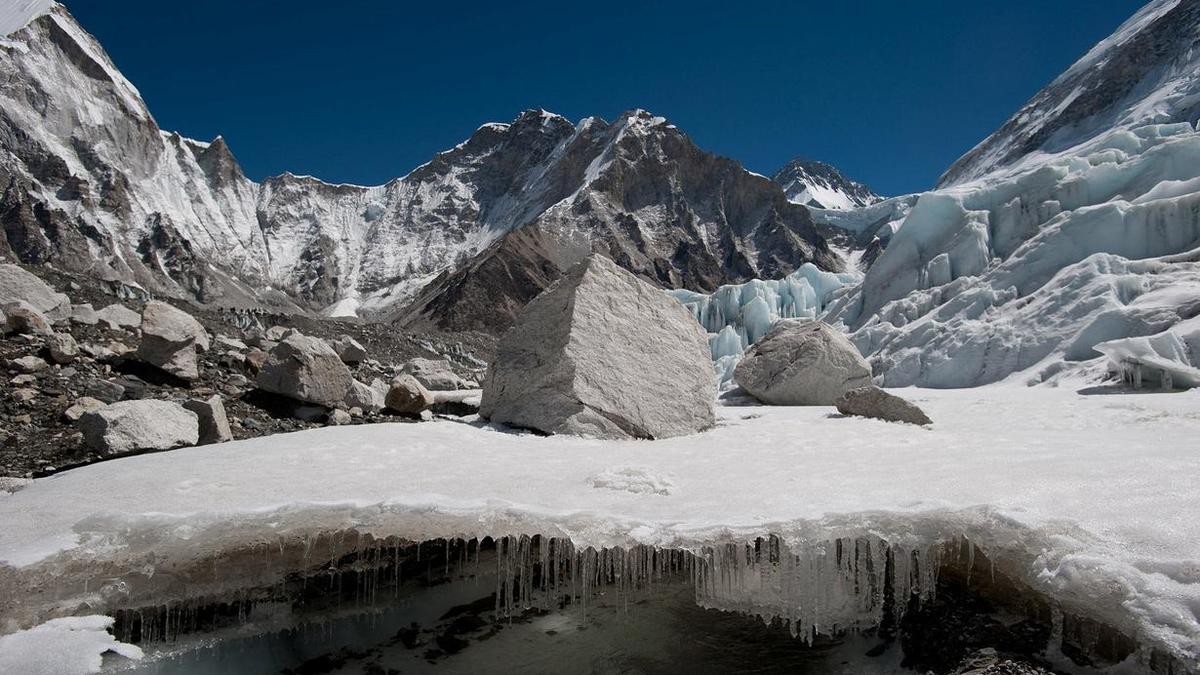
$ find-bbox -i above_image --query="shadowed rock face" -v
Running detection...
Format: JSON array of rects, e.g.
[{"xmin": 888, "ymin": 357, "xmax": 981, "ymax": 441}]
[
  {"xmin": 480, "ymin": 254, "xmax": 716, "ymax": 440},
  {"xmin": 1, "ymin": 8, "xmax": 840, "ymax": 332}
]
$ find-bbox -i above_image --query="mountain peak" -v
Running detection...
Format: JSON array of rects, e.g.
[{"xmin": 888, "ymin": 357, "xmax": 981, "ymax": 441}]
[{"xmin": 771, "ymin": 158, "xmax": 882, "ymax": 210}]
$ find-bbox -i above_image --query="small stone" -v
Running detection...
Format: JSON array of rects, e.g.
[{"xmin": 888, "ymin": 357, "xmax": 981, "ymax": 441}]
[
  {"xmin": 182, "ymin": 395, "xmax": 234, "ymax": 444},
  {"xmin": 214, "ymin": 335, "xmax": 248, "ymax": 351},
  {"xmin": 348, "ymin": 406, "xmax": 364, "ymax": 418},
  {"xmin": 245, "ymin": 349, "xmax": 268, "ymax": 373},
  {"xmin": 385, "ymin": 374, "xmax": 434, "ymax": 415},
  {"xmin": 12, "ymin": 388, "xmax": 37, "ymax": 403},
  {"xmin": 9, "ymin": 355, "xmax": 47, "ymax": 373},
  {"xmin": 264, "ymin": 325, "xmax": 289, "ymax": 341},
  {"xmin": 10, "ymin": 374, "xmax": 36, "ymax": 386},
  {"xmin": 64, "ymin": 397, "xmax": 106, "ymax": 422},
  {"xmin": 327, "ymin": 409, "xmax": 352, "ymax": 425},
  {"xmin": 84, "ymin": 378, "xmax": 126, "ymax": 403},
  {"xmin": 47, "ymin": 332, "xmax": 79, "ymax": 364},
  {"xmin": 71, "ymin": 304, "xmax": 100, "ymax": 326}
]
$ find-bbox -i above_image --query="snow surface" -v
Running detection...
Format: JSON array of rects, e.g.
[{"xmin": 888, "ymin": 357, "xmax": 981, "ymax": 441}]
[
  {"xmin": 0, "ymin": 0, "xmax": 51, "ymax": 36},
  {"xmin": 0, "ymin": 616, "xmax": 142, "ymax": 675},
  {"xmin": 0, "ymin": 387, "xmax": 1197, "ymax": 663}
]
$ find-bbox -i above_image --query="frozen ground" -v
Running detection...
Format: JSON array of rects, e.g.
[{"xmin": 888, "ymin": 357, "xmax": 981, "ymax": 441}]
[{"xmin": 0, "ymin": 386, "xmax": 1198, "ymax": 669}]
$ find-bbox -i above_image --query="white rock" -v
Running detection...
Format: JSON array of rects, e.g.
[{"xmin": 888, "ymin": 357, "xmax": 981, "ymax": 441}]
[
  {"xmin": 79, "ymin": 400, "xmax": 199, "ymax": 456},
  {"xmin": 734, "ymin": 320, "xmax": 872, "ymax": 406},
  {"xmin": 481, "ymin": 254, "xmax": 716, "ymax": 439},
  {"xmin": 70, "ymin": 303, "xmax": 99, "ymax": 325}
]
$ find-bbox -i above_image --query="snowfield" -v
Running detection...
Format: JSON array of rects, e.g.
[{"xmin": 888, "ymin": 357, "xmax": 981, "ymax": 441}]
[{"xmin": 0, "ymin": 386, "xmax": 1198, "ymax": 667}]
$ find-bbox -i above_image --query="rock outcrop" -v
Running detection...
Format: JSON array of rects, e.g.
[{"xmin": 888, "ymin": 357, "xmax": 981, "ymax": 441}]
[
  {"xmin": 835, "ymin": 386, "xmax": 932, "ymax": 425},
  {"xmin": 480, "ymin": 254, "xmax": 716, "ymax": 439},
  {"xmin": 255, "ymin": 331, "xmax": 354, "ymax": 408},
  {"xmin": 136, "ymin": 301, "xmax": 210, "ymax": 381},
  {"xmin": 79, "ymin": 400, "xmax": 199, "ymax": 455},
  {"xmin": 734, "ymin": 320, "xmax": 872, "ymax": 405}
]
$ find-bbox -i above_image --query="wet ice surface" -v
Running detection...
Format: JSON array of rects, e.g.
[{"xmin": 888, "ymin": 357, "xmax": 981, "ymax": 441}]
[{"xmin": 1, "ymin": 386, "xmax": 1198, "ymax": 665}]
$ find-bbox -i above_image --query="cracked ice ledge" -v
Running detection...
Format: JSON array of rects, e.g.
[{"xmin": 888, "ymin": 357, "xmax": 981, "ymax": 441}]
[{"xmin": 0, "ymin": 386, "xmax": 1198, "ymax": 664}]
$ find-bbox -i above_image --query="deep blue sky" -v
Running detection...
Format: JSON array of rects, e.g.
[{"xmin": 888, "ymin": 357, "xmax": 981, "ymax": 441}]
[{"xmin": 67, "ymin": 1, "xmax": 1146, "ymax": 196}]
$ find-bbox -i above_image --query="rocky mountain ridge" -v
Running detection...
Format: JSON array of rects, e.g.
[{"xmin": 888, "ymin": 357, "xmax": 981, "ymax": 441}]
[
  {"xmin": 0, "ymin": 5, "xmax": 840, "ymax": 334},
  {"xmin": 772, "ymin": 158, "xmax": 882, "ymax": 210}
]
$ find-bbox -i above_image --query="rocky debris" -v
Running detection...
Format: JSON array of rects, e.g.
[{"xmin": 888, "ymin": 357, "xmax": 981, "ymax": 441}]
[
  {"xmin": 182, "ymin": 396, "xmax": 233, "ymax": 445},
  {"xmin": 96, "ymin": 303, "xmax": 141, "ymax": 330},
  {"xmin": 385, "ymin": 374, "xmax": 434, "ymax": 415},
  {"xmin": 214, "ymin": 335, "xmax": 248, "ymax": 351},
  {"xmin": 734, "ymin": 320, "xmax": 872, "ymax": 406},
  {"xmin": 327, "ymin": 409, "xmax": 352, "ymax": 425},
  {"xmin": 402, "ymin": 358, "xmax": 470, "ymax": 390},
  {"xmin": 481, "ymin": 255, "xmax": 716, "ymax": 439},
  {"xmin": 948, "ymin": 650, "xmax": 1052, "ymax": 675},
  {"xmin": 79, "ymin": 400, "xmax": 199, "ymax": 456},
  {"xmin": 0, "ymin": 264, "xmax": 70, "ymax": 319},
  {"xmin": 244, "ymin": 348, "xmax": 269, "ymax": 373},
  {"xmin": 256, "ymin": 331, "xmax": 354, "ymax": 408},
  {"xmin": 46, "ymin": 333, "xmax": 79, "ymax": 364},
  {"xmin": 71, "ymin": 304, "xmax": 99, "ymax": 325},
  {"xmin": 85, "ymin": 379, "xmax": 126, "ymax": 403},
  {"xmin": 12, "ymin": 388, "xmax": 37, "ymax": 403},
  {"xmin": 264, "ymin": 326, "xmax": 289, "ymax": 341},
  {"xmin": 136, "ymin": 301, "xmax": 210, "ymax": 381},
  {"xmin": 8, "ymin": 355, "xmax": 47, "ymax": 374},
  {"xmin": 3, "ymin": 301, "xmax": 54, "ymax": 335},
  {"xmin": 63, "ymin": 397, "xmax": 105, "ymax": 423},
  {"xmin": 332, "ymin": 335, "xmax": 367, "ymax": 364},
  {"xmin": 11, "ymin": 374, "xmax": 36, "ymax": 386},
  {"xmin": 835, "ymin": 386, "xmax": 932, "ymax": 425}
]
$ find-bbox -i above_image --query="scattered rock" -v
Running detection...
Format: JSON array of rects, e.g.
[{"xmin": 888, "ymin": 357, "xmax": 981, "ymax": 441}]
[
  {"xmin": 71, "ymin": 303, "xmax": 100, "ymax": 325},
  {"xmin": 331, "ymin": 335, "xmax": 367, "ymax": 364},
  {"xmin": 9, "ymin": 355, "xmax": 47, "ymax": 374},
  {"xmin": 402, "ymin": 358, "xmax": 469, "ymax": 390},
  {"xmin": 3, "ymin": 301, "xmax": 54, "ymax": 335},
  {"xmin": 64, "ymin": 397, "xmax": 106, "ymax": 423},
  {"xmin": 12, "ymin": 388, "xmax": 37, "ymax": 403},
  {"xmin": 256, "ymin": 331, "xmax": 354, "ymax": 407},
  {"xmin": 79, "ymin": 400, "xmax": 199, "ymax": 456},
  {"xmin": 385, "ymin": 374, "xmax": 434, "ymax": 415},
  {"xmin": 47, "ymin": 332, "xmax": 79, "ymax": 364},
  {"xmin": 264, "ymin": 325, "xmax": 289, "ymax": 341},
  {"xmin": 11, "ymin": 374, "xmax": 36, "ymax": 386},
  {"xmin": 214, "ymin": 335, "xmax": 248, "ymax": 351},
  {"xmin": 96, "ymin": 303, "xmax": 141, "ymax": 330},
  {"xmin": 244, "ymin": 348, "xmax": 268, "ymax": 373},
  {"xmin": 84, "ymin": 379, "xmax": 126, "ymax": 403},
  {"xmin": 480, "ymin": 254, "xmax": 716, "ymax": 439},
  {"xmin": 182, "ymin": 395, "xmax": 234, "ymax": 444},
  {"xmin": 734, "ymin": 320, "xmax": 872, "ymax": 406},
  {"xmin": 327, "ymin": 409, "xmax": 352, "ymax": 425},
  {"xmin": 0, "ymin": 264, "xmax": 71, "ymax": 319},
  {"xmin": 136, "ymin": 301, "xmax": 210, "ymax": 381},
  {"xmin": 835, "ymin": 386, "xmax": 932, "ymax": 425},
  {"xmin": 345, "ymin": 379, "xmax": 385, "ymax": 413}
]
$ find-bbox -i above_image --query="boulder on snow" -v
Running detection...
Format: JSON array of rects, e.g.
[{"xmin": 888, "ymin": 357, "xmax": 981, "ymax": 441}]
[
  {"xmin": 835, "ymin": 386, "xmax": 932, "ymax": 425},
  {"xmin": 480, "ymin": 254, "xmax": 716, "ymax": 439},
  {"xmin": 255, "ymin": 331, "xmax": 355, "ymax": 407},
  {"xmin": 3, "ymin": 301, "xmax": 53, "ymax": 335},
  {"xmin": 136, "ymin": 301, "xmax": 210, "ymax": 381},
  {"xmin": 47, "ymin": 332, "xmax": 79, "ymax": 364},
  {"xmin": 0, "ymin": 264, "xmax": 70, "ymax": 319},
  {"xmin": 734, "ymin": 319, "xmax": 872, "ymax": 406},
  {"xmin": 96, "ymin": 304, "xmax": 142, "ymax": 330},
  {"xmin": 385, "ymin": 374, "xmax": 434, "ymax": 415},
  {"xmin": 79, "ymin": 400, "xmax": 199, "ymax": 456},
  {"xmin": 182, "ymin": 395, "xmax": 234, "ymax": 444},
  {"xmin": 401, "ymin": 358, "xmax": 469, "ymax": 390},
  {"xmin": 331, "ymin": 335, "xmax": 367, "ymax": 364}
]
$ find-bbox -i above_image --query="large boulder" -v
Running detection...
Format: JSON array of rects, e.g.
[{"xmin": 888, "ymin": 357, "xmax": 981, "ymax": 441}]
[
  {"xmin": 401, "ymin": 358, "xmax": 469, "ymax": 390},
  {"xmin": 136, "ymin": 301, "xmax": 210, "ymax": 381},
  {"xmin": 835, "ymin": 386, "xmax": 932, "ymax": 425},
  {"xmin": 0, "ymin": 264, "xmax": 70, "ymax": 319},
  {"xmin": 385, "ymin": 374, "xmax": 434, "ymax": 414},
  {"xmin": 734, "ymin": 320, "xmax": 872, "ymax": 406},
  {"xmin": 481, "ymin": 254, "xmax": 715, "ymax": 439},
  {"xmin": 3, "ymin": 301, "xmax": 53, "ymax": 335},
  {"xmin": 255, "ymin": 331, "xmax": 354, "ymax": 407},
  {"xmin": 79, "ymin": 400, "xmax": 199, "ymax": 456},
  {"xmin": 182, "ymin": 395, "xmax": 234, "ymax": 444},
  {"xmin": 345, "ymin": 379, "xmax": 385, "ymax": 413}
]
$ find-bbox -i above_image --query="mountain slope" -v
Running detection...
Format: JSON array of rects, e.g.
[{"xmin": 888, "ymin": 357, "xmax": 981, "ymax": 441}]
[
  {"xmin": 939, "ymin": 0, "xmax": 1200, "ymax": 186},
  {"xmin": 0, "ymin": 5, "xmax": 839, "ymax": 331},
  {"xmin": 772, "ymin": 158, "xmax": 882, "ymax": 210}
]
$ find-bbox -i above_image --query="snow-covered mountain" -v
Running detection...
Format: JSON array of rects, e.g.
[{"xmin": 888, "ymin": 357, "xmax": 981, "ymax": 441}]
[
  {"xmin": 772, "ymin": 158, "xmax": 882, "ymax": 210},
  {"xmin": 823, "ymin": 0, "xmax": 1200, "ymax": 388},
  {"xmin": 0, "ymin": 4, "xmax": 839, "ymax": 331},
  {"xmin": 938, "ymin": 0, "xmax": 1200, "ymax": 186}
]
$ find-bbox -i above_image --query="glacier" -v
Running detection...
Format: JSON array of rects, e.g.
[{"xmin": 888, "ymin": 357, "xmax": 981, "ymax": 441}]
[
  {"xmin": 0, "ymin": 387, "xmax": 1197, "ymax": 670},
  {"xmin": 668, "ymin": 263, "xmax": 859, "ymax": 384}
]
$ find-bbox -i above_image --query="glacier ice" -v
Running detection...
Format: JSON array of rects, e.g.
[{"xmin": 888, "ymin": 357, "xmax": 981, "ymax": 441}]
[
  {"xmin": 668, "ymin": 263, "xmax": 859, "ymax": 385},
  {"xmin": 0, "ymin": 616, "xmax": 142, "ymax": 675},
  {"xmin": 1096, "ymin": 315, "xmax": 1200, "ymax": 389}
]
